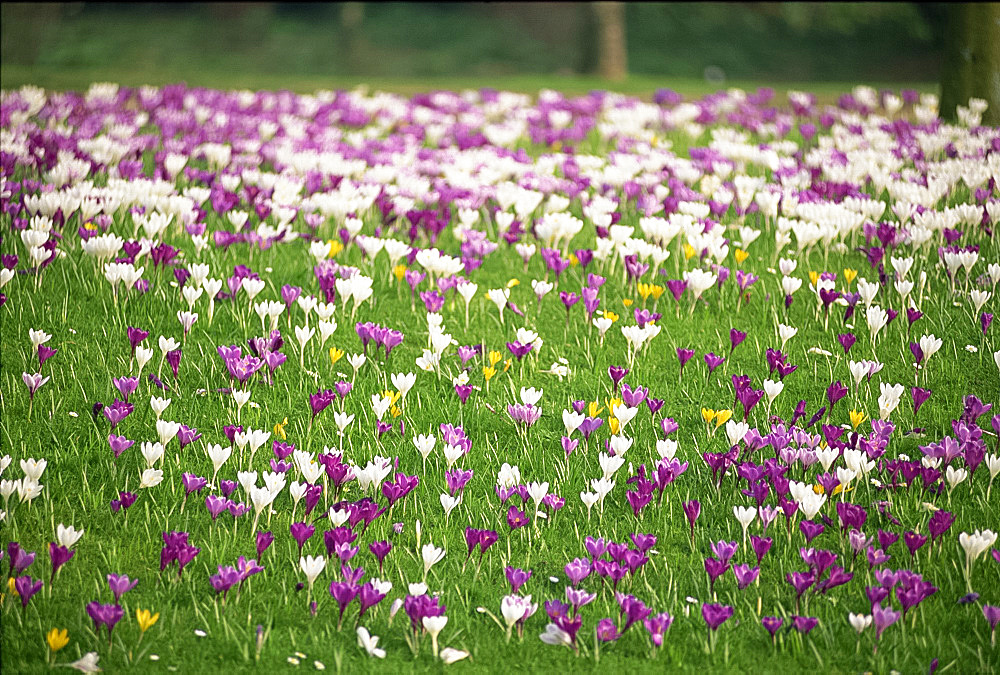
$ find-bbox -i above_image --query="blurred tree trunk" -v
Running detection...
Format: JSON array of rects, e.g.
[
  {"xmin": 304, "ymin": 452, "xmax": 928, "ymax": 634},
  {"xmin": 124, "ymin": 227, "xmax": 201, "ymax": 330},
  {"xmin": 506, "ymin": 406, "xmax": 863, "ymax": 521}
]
[
  {"xmin": 940, "ymin": 3, "xmax": 1000, "ymax": 125},
  {"xmin": 592, "ymin": 2, "xmax": 627, "ymax": 81},
  {"xmin": 341, "ymin": 2, "xmax": 365, "ymax": 74}
]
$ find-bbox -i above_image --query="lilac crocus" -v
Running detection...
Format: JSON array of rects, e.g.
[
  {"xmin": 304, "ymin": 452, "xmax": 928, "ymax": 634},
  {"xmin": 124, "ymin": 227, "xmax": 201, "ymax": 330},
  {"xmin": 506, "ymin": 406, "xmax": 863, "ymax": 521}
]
[
  {"xmin": 596, "ymin": 618, "xmax": 620, "ymax": 642},
  {"xmin": 564, "ymin": 557, "xmax": 591, "ymax": 586},
  {"xmin": 872, "ymin": 602, "xmax": 900, "ymax": 642},
  {"xmin": 506, "ymin": 566, "xmax": 531, "ymax": 594},
  {"xmin": 644, "ymin": 612, "xmax": 673, "ymax": 647},
  {"xmin": 107, "ymin": 573, "xmax": 138, "ymax": 603},
  {"xmin": 22, "ymin": 372, "xmax": 50, "ymax": 401}
]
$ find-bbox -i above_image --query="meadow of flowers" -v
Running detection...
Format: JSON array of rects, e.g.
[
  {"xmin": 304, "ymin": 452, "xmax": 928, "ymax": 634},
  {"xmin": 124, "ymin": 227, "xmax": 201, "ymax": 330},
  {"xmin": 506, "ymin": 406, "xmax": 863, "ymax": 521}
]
[{"xmin": 1, "ymin": 81, "xmax": 999, "ymax": 673}]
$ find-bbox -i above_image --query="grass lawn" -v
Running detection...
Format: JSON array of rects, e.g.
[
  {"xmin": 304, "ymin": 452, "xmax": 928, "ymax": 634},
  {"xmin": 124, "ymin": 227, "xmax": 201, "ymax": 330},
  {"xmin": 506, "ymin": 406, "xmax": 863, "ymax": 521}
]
[
  {"xmin": 0, "ymin": 80, "xmax": 997, "ymax": 674},
  {"xmin": 0, "ymin": 64, "xmax": 937, "ymax": 103}
]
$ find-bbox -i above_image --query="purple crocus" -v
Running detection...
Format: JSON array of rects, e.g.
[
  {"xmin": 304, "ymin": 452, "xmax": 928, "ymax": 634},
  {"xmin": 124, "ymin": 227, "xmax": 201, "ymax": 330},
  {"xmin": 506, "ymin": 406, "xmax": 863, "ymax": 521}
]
[
  {"xmin": 14, "ymin": 575, "xmax": 43, "ymax": 609},
  {"xmin": 85, "ymin": 601, "xmax": 124, "ymax": 642},
  {"xmin": 704, "ymin": 352, "xmax": 726, "ymax": 379},
  {"xmin": 677, "ymin": 348, "xmax": 695, "ymax": 380},
  {"xmin": 291, "ymin": 522, "xmax": 316, "ymax": 552},
  {"xmin": 792, "ymin": 615, "xmax": 818, "ymax": 634},
  {"xmin": 256, "ymin": 530, "xmax": 274, "ymax": 558},
  {"xmin": 48, "ymin": 543, "xmax": 74, "ymax": 583},
  {"xmin": 762, "ymin": 616, "xmax": 783, "ymax": 642},
  {"xmin": 369, "ymin": 541, "xmax": 392, "ymax": 573},
  {"xmin": 329, "ymin": 581, "xmax": 360, "ymax": 629},
  {"xmin": 984, "ymin": 605, "xmax": 1000, "ymax": 644},
  {"xmin": 683, "ymin": 500, "xmax": 701, "ymax": 543},
  {"xmin": 702, "ymin": 602, "xmax": 734, "ymax": 631},
  {"xmin": 912, "ymin": 387, "xmax": 932, "ymax": 416}
]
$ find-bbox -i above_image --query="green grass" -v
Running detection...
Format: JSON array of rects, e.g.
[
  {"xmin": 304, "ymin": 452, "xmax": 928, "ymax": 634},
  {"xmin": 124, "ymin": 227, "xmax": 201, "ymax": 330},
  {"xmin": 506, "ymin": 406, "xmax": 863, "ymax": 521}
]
[{"xmin": 0, "ymin": 86, "xmax": 997, "ymax": 674}]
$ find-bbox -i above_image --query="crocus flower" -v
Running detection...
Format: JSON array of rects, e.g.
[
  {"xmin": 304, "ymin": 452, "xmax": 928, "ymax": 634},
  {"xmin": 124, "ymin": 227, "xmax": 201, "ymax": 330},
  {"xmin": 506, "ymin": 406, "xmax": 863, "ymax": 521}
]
[
  {"xmin": 506, "ymin": 566, "xmax": 531, "ymax": 594},
  {"xmin": 762, "ymin": 616, "xmax": 783, "ymax": 642},
  {"xmin": 702, "ymin": 603, "xmax": 734, "ymax": 631},
  {"xmin": 48, "ymin": 543, "xmax": 74, "ymax": 584},
  {"xmin": 872, "ymin": 602, "xmax": 900, "ymax": 642},
  {"xmin": 85, "ymin": 601, "xmax": 124, "ymax": 642},
  {"xmin": 256, "ymin": 531, "xmax": 274, "ymax": 558},
  {"xmin": 683, "ymin": 500, "xmax": 701, "ymax": 543},
  {"xmin": 107, "ymin": 574, "xmax": 138, "ymax": 603},
  {"xmin": 984, "ymin": 605, "xmax": 1000, "ymax": 645},
  {"xmin": 14, "ymin": 575, "xmax": 43, "ymax": 609},
  {"xmin": 792, "ymin": 615, "xmax": 818, "ymax": 634},
  {"xmin": 677, "ymin": 348, "xmax": 695, "ymax": 380}
]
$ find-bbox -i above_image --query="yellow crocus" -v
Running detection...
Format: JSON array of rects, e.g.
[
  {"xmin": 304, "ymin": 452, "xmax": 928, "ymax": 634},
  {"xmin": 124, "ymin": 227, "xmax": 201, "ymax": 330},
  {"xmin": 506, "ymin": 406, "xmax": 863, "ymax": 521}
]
[
  {"xmin": 329, "ymin": 347, "xmax": 344, "ymax": 365},
  {"xmin": 381, "ymin": 390, "xmax": 401, "ymax": 405},
  {"xmin": 714, "ymin": 409, "xmax": 733, "ymax": 427},
  {"xmin": 849, "ymin": 409, "xmax": 866, "ymax": 429},
  {"xmin": 393, "ymin": 264, "xmax": 407, "ymax": 282},
  {"xmin": 506, "ymin": 278, "xmax": 520, "ymax": 289},
  {"xmin": 503, "ymin": 359, "xmax": 512, "ymax": 373},
  {"xmin": 273, "ymin": 417, "xmax": 288, "ymax": 441},
  {"xmin": 701, "ymin": 408, "xmax": 716, "ymax": 425},
  {"xmin": 568, "ymin": 253, "xmax": 579, "ymax": 267},
  {"xmin": 637, "ymin": 283, "xmax": 653, "ymax": 301},
  {"xmin": 136, "ymin": 608, "xmax": 159, "ymax": 633},
  {"xmin": 8, "ymin": 577, "xmax": 16, "ymax": 596},
  {"xmin": 808, "ymin": 271, "xmax": 819, "ymax": 287},
  {"xmin": 483, "ymin": 366, "xmax": 496, "ymax": 382},
  {"xmin": 83, "ymin": 221, "xmax": 98, "ymax": 232},
  {"xmin": 648, "ymin": 284, "xmax": 664, "ymax": 300},
  {"xmin": 814, "ymin": 483, "xmax": 848, "ymax": 496},
  {"xmin": 47, "ymin": 628, "xmax": 69, "ymax": 652},
  {"xmin": 327, "ymin": 240, "xmax": 344, "ymax": 258},
  {"xmin": 390, "ymin": 405, "xmax": 402, "ymax": 419},
  {"xmin": 488, "ymin": 350, "xmax": 502, "ymax": 367},
  {"xmin": 608, "ymin": 417, "xmax": 621, "ymax": 435},
  {"xmin": 683, "ymin": 243, "xmax": 696, "ymax": 260},
  {"xmin": 603, "ymin": 310, "xmax": 619, "ymax": 322},
  {"xmin": 588, "ymin": 401, "xmax": 604, "ymax": 418},
  {"xmin": 622, "ymin": 298, "xmax": 633, "ymax": 308},
  {"xmin": 843, "ymin": 268, "xmax": 857, "ymax": 286},
  {"xmin": 605, "ymin": 397, "xmax": 623, "ymax": 414},
  {"xmin": 734, "ymin": 249, "xmax": 749, "ymax": 265}
]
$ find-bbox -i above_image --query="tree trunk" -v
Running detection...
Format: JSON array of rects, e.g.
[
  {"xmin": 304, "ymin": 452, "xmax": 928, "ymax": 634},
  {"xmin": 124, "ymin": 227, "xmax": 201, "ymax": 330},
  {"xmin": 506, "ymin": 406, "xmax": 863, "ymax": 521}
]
[
  {"xmin": 593, "ymin": 2, "xmax": 627, "ymax": 82},
  {"xmin": 940, "ymin": 3, "xmax": 1000, "ymax": 125},
  {"xmin": 341, "ymin": 2, "xmax": 365, "ymax": 74}
]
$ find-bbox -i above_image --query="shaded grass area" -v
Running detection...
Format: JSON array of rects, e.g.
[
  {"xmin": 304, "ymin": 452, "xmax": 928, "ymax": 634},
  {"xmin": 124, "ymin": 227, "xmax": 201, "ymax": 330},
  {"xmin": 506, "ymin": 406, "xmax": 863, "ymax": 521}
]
[{"xmin": 1, "ymin": 64, "xmax": 937, "ymax": 104}]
